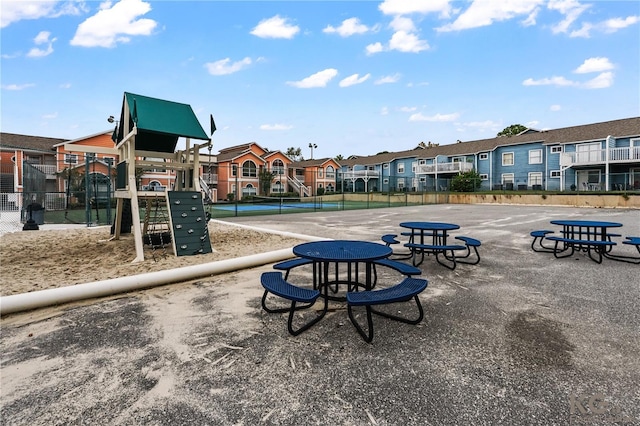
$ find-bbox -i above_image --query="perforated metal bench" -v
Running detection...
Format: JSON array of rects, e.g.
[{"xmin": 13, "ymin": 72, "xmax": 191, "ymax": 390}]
[
  {"xmin": 530, "ymin": 230, "xmax": 555, "ymax": 252},
  {"xmin": 546, "ymin": 236, "xmax": 616, "ymax": 264},
  {"xmin": 260, "ymin": 272, "xmax": 327, "ymax": 336},
  {"xmin": 405, "ymin": 242, "xmax": 466, "ymax": 269},
  {"xmin": 372, "ymin": 258, "xmax": 421, "ymax": 286},
  {"xmin": 346, "ymin": 277, "xmax": 428, "ymax": 343},
  {"xmin": 273, "ymin": 257, "xmax": 313, "ymax": 280},
  {"xmin": 454, "ymin": 236, "xmax": 481, "ymax": 265}
]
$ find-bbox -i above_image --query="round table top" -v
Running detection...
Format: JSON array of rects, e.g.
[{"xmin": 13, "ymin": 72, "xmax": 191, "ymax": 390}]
[
  {"xmin": 293, "ymin": 240, "xmax": 392, "ymax": 262},
  {"xmin": 399, "ymin": 221, "xmax": 460, "ymax": 231},
  {"xmin": 550, "ymin": 220, "xmax": 623, "ymax": 228}
]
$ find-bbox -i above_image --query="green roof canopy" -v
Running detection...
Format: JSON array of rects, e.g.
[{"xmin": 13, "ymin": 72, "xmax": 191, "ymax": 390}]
[{"xmin": 116, "ymin": 92, "xmax": 209, "ymax": 153}]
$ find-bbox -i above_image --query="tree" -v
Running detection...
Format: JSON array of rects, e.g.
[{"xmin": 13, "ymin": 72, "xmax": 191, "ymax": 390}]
[
  {"xmin": 258, "ymin": 167, "xmax": 277, "ymax": 195},
  {"xmin": 334, "ymin": 154, "xmax": 344, "ymax": 161},
  {"xmin": 285, "ymin": 147, "xmax": 303, "ymax": 161},
  {"xmin": 450, "ymin": 170, "xmax": 482, "ymax": 192},
  {"xmin": 497, "ymin": 124, "xmax": 527, "ymax": 137}
]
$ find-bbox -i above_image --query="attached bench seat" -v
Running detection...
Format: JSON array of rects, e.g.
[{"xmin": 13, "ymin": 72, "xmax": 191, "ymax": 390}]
[
  {"xmin": 606, "ymin": 237, "xmax": 640, "ymax": 264},
  {"xmin": 273, "ymin": 257, "xmax": 313, "ymax": 280},
  {"xmin": 545, "ymin": 236, "xmax": 616, "ymax": 264},
  {"xmin": 372, "ymin": 258, "xmax": 421, "ymax": 286},
  {"xmin": 346, "ymin": 277, "xmax": 429, "ymax": 343},
  {"xmin": 260, "ymin": 272, "xmax": 327, "ymax": 336},
  {"xmin": 530, "ymin": 230, "xmax": 555, "ymax": 252},
  {"xmin": 381, "ymin": 234, "xmax": 412, "ymax": 259},
  {"xmin": 454, "ymin": 236, "xmax": 481, "ymax": 265},
  {"xmin": 405, "ymin": 242, "xmax": 466, "ymax": 269}
]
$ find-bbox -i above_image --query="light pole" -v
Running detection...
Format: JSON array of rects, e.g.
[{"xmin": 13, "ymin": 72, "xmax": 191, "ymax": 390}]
[{"xmin": 308, "ymin": 143, "xmax": 317, "ymax": 160}]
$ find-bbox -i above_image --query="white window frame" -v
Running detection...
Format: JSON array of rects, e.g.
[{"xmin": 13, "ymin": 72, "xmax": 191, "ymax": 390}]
[
  {"xmin": 397, "ymin": 164, "xmax": 405, "ymax": 174},
  {"xmin": 383, "ymin": 178, "xmax": 389, "ymax": 184},
  {"xmin": 103, "ymin": 156, "xmax": 116, "ymax": 166},
  {"xmin": 528, "ymin": 149, "xmax": 543, "ymax": 164},
  {"xmin": 528, "ymin": 172, "xmax": 543, "ymax": 186},
  {"xmin": 550, "ymin": 146, "xmax": 563, "ymax": 154},
  {"xmin": 383, "ymin": 163, "xmax": 389, "ymax": 169},
  {"xmin": 397, "ymin": 178, "xmax": 405, "ymax": 189},
  {"xmin": 412, "ymin": 161, "xmax": 417, "ymax": 173},
  {"xmin": 479, "ymin": 173, "xmax": 488, "ymax": 180},
  {"xmin": 550, "ymin": 170, "xmax": 561, "ymax": 178},
  {"xmin": 479, "ymin": 153, "xmax": 489, "ymax": 160},
  {"xmin": 502, "ymin": 152, "xmax": 514, "ymax": 166},
  {"xmin": 501, "ymin": 173, "xmax": 514, "ymax": 184},
  {"xmin": 64, "ymin": 153, "xmax": 78, "ymax": 164}
]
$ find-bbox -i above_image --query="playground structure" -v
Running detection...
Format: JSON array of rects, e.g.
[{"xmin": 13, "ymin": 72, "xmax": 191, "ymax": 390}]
[{"xmin": 65, "ymin": 92, "xmax": 215, "ymax": 262}]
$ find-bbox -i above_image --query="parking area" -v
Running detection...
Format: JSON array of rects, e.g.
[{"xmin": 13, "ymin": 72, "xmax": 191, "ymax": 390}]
[{"xmin": 1, "ymin": 204, "xmax": 639, "ymax": 425}]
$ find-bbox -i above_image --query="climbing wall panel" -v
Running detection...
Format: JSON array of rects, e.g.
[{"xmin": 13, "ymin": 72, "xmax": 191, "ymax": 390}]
[{"xmin": 166, "ymin": 191, "xmax": 213, "ymax": 256}]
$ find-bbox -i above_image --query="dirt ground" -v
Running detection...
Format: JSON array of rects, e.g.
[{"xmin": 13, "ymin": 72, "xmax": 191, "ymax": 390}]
[{"xmin": 0, "ymin": 221, "xmax": 305, "ymax": 296}]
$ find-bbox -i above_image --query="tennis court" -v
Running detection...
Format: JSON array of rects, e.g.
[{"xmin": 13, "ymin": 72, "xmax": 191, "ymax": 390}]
[{"xmin": 210, "ymin": 199, "xmax": 341, "ymax": 212}]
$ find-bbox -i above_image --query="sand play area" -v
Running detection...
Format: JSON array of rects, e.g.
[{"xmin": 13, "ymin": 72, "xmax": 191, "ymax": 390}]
[{"xmin": 0, "ymin": 221, "xmax": 306, "ymax": 296}]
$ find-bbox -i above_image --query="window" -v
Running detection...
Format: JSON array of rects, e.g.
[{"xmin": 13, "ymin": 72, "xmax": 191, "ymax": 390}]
[
  {"xmin": 272, "ymin": 159, "xmax": 284, "ymax": 175},
  {"xmin": 143, "ymin": 157, "xmax": 166, "ymax": 172},
  {"xmin": 501, "ymin": 173, "xmax": 514, "ymax": 184},
  {"xmin": 550, "ymin": 146, "xmax": 563, "ymax": 153},
  {"xmin": 397, "ymin": 164, "xmax": 405, "ymax": 174},
  {"xmin": 528, "ymin": 172, "xmax": 543, "ymax": 186},
  {"xmin": 242, "ymin": 183, "xmax": 257, "ymax": 196},
  {"xmin": 397, "ymin": 178, "xmax": 405, "ymax": 189},
  {"xmin": 502, "ymin": 152, "xmax": 514, "ymax": 166},
  {"xmin": 326, "ymin": 165, "xmax": 335, "ymax": 179},
  {"xmin": 529, "ymin": 149, "xmax": 542, "ymax": 164},
  {"xmin": 242, "ymin": 161, "xmax": 257, "ymax": 177},
  {"xmin": 383, "ymin": 178, "xmax": 389, "ymax": 184},
  {"xmin": 419, "ymin": 176, "xmax": 426, "ymax": 182},
  {"xmin": 550, "ymin": 170, "xmax": 561, "ymax": 178},
  {"xmin": 273, "ymin": 180, "xmax": 284, "ymax": 193},
  {"xmin": 318, "ymin": 168, "xmax": 323, "ymax": 178},
  {"xmin": 479, "ymin": 174, "xmax": 488, "ymax": 180},
  {"xmin": 418, "ymin": 159, "xmax": 426, "ymax": 165},
  {"xmin": 412, "ymin": 161, "xmax": 417, "ymax": 173},
  {"xmin": 383, "ymin": 163, "xmax": 389, "ymax": 169},
  {"xmin": 103, "ymin": 157, "xmax": 115, "ymax": 166},
  {"xmin": 64, "ymin": 153, "xmax": 78, "ymax": 164},
  {"xmin": 479, "ymin": 153, "xmax": 489, "ymax": 160},
  {"xmin": 86, "ymin": 153, "xmax": 96, "ymax": 162},
  {"xmin": 231, "ymin": 164, "xmax": 238, "ymax": 177}
]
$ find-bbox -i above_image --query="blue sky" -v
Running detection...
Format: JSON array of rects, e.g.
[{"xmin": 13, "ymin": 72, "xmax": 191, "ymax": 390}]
[{"xmin": 2, "ymin": 0, "xmax": 639, "ymax": 159}]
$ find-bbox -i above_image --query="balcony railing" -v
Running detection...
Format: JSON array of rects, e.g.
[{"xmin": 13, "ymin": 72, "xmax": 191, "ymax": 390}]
[
  {"xmin": 342, "ymin": 170, "xmax": 380, "ymax": 179},
  {"xmin": 560, "ymin": 146, "xmax": 640, "ymax": 166},
  {"xmin": 416, "ymin": 162, "xmax": 473, "ymax": 174},
  {"xmin": 202, "ymin": 172, "xmax": 218, "ymax": 184},
  {"xmin": 31, "ymin": 164, "xmax": 57, "ymax": 179}
]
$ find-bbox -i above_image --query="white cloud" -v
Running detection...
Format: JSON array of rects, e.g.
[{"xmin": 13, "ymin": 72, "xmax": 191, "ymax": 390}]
[
  {"xmin": 388, "ymin": 30, "xmax": 429, "ymax": 53},
  {"xmin": 27, "ymin": 31, "xmax": 56, "ymax": 57},
  {"xmin": 251, "ymin": 15, "xmax": 299, "ymax": 39},
  {"xmin": 60, "ymin": 83, "xmax": 72, "ymax": 89},
  {"xmin": 550, "ymin": 104, "xmax": 562, "ymax": 111},
  {"xmin": 70, "ymin": 0, "xmax": 157, "ymax": 48},
  {"xmin": 365, "ymin": 42, "xmax": 384, "ymax": 55},
  {"xmin": 286, "ymin": 69, "xmax": 338, "ymax": 88},
  {"xmin": 379, "ymin": 0, "xmax": 453, "ymax": 19},
  {"xmin": 1, "ymin": 0, "xmax": 85, "ymax": 28},
  {"xmin": 374, "ymin": 74, "xmax": 401, "ymax": 85},
  {"xmin": 582, "ymin": 71, "xmax": 613, "ymax": 89},
  {"xmin": 603, "ymin": 15, "xmax": 640, "ymax": 32},
  {"xmin": 548, "ymin": 0, "xmax": 591, "ymax": 34},
  {"xmin": 571, "ymin": 15, "xmax": 639, "ymax": 38},
  {"xmin": 204, "ymin": 57, "xmax": 253, "ymax": 75},
  {"xmin": 437, "ymin": 0, "xmax": 544, "ymax": 32},
  {"xmin": 1, "ymin": 83, "xmax": 36, "ymax": 91},
  {"xmin": 339, "ymin": 73, "xmax": 371, "ymax": 87},
  {"xmin": 390, "ymin": 16, "xmax": 416, "ymax": 32},
  {"xmin": 522, "ymin": 76, "xmax": 577, "ymax": 87},
  {"xmin": 323, "ymin": 18, "xmax": 373, "ymax": 37},
  {"xmin": 260, "ymin": 124, "xmax": 293, "ymax": 131},
  {"xmin": 399, "ymin": 106, "xmax": 417, "ymax": 112},
  {"xmin": 380, "ymin": 107, "xmax": 389, "ymax": 116},
  {"xmin": 574, "ymin": 57, "xmax": 614, "ymax": 74},
  {"xmin": 42, "ymin": 112, "xmax": 58, "ymax": 119},
  {"xmin": 409, "ymin": 112, "xmax": 460, "ymax": 122}
]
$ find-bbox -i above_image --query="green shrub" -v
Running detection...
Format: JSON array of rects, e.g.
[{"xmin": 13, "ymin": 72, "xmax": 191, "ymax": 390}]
[{"xmin": 450, "ymin": 170, "xmax": 482, "ymax": 192}]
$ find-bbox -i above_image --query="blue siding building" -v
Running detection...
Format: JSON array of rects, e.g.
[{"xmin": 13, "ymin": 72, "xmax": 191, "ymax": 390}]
[{"xmin": 338, "ymin": 117, "xmax": 640, "ymax": 193}]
